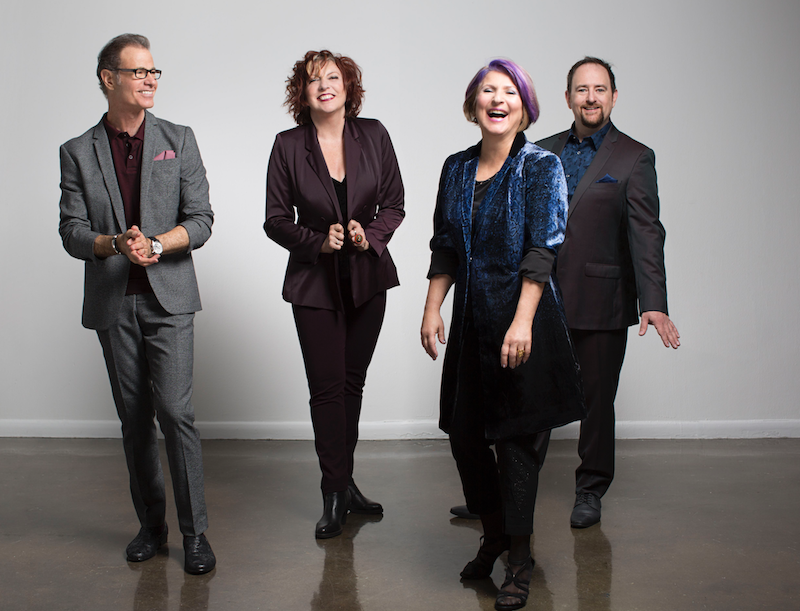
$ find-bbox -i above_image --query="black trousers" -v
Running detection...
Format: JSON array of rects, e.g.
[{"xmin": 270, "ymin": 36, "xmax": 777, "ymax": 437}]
[
  {"xmin": 292, "ymin": 287, "xmax": 386, "ymax": 494},
  {"xmin": 448, "ymin": 317, "xmax": 549, "ymax": 535},
  {"xmin": 572, "ymin": 328, "xmax": 628, "ymax": 498}
]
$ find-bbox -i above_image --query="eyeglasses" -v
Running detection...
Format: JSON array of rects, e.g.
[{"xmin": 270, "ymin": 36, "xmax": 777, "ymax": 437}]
[{"xmin": 112, "ymin": 68, "xmax": 162, "ymax": 80}]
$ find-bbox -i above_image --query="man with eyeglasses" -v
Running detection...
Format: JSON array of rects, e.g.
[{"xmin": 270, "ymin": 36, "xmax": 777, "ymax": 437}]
[{"xmin": 59, "ymin": 33, "xmax": 215, "ymax": 574}]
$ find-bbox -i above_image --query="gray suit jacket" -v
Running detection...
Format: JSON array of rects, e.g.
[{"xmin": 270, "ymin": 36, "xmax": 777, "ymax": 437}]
[{"xmin": 59, "ymin": 111, "xmax": 213, "ymax": 330}]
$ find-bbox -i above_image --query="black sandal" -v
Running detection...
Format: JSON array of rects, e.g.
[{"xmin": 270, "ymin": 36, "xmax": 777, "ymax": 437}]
[
  {"xmin": 495, "ymin": 555, "xmax": 534, "ymax": 610},
  {"xmin": 461, "ymin": 535, "xmax": 511, "ymax": 579}
]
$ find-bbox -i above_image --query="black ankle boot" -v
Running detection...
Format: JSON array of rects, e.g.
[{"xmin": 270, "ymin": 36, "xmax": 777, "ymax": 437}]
[
  {"xmin": 347, "ymin": 479, "xmax": 383, "ymax": 515},
  {"xmin": 315, "ymin": 490, "xmax": 349, "ymax": 539}
]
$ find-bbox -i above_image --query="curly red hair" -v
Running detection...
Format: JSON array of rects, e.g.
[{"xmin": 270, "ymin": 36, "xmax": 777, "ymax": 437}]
[{"xmin": 284, "ymin": 50, "xmax": 365, "ymax": 125}]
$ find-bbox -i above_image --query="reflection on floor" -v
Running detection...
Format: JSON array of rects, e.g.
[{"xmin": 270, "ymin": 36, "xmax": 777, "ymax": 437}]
[{"xmin": 1, "ymin": 438, "xmax": 798, "ymax": 610}]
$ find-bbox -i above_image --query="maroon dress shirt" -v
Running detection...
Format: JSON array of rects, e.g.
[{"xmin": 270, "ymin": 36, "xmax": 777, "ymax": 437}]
[{"xmin": 103, "ymin": 115, "xmax": 152, "ymax": 295}]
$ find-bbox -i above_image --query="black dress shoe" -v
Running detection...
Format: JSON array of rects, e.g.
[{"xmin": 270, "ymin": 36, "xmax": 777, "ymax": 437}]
[
  {"xmin": 570, "ymin": 492, "xmax": 601, "ymax": 528},
  {"xmin": 347, "ymin": 480, "xmax": 383, "ymax": 515},
  {"xmin": 183, "ymin": 533, "xmax": 216, "ymax": 575},
  {"xmin": 315, "ymin": 490, "xmax": 349, "ymax": 539},
  {"xmin": 450, "ymin": 504, "xmax": 480, "ymax": 520},
  {"xmin": 126, "ymin": 524, "xmax": 168, "ymax": 562}
]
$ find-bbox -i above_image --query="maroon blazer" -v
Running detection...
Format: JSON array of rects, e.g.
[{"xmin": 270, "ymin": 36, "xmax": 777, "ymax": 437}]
[
  {"xmin": 265, "ymin": 118, "xmax": 405, "ymax": 310},
  {"xmin": 536, "ymin": 124, "xmax": 668, "ymax": 330}
]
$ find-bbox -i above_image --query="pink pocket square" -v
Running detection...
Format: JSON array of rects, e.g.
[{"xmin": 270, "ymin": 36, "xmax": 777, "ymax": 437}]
[{"xmin": 154, "ymin": 150, "xmax": 176, "ymax": 161}]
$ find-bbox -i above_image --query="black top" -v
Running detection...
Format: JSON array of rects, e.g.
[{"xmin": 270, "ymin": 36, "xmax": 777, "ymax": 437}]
[{"xmin": 332, "ymin": 177, "xmax": 350, "ymax": 279}]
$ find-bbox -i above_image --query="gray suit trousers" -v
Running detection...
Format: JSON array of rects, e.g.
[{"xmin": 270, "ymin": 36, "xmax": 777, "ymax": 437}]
[{"xmin": 97, "ymin": 293, "xmax": 208, "ymax": 536}]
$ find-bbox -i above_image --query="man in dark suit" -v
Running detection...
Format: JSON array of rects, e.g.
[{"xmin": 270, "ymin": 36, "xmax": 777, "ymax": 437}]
[
  {"xmin": 534, "ymin": 56, "xmax": 680, "ymax": 527},
  {"xmin": 59, "ymin": 34, "xmax": 216, "ymax": 572}
]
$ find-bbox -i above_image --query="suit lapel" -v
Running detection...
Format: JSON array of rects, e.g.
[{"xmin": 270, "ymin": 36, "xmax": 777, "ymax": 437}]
[
  {"xmin": 343, "ymin": 120, "xmax": 361, "ymax": 220},
  {"xmin": 568, "ymin": 124, "xmax": 619, "ymax": 220},
  {"xmin": 92, "ymin": 120, "xmax": 127, "ymax": 232},
  {"xmin": 304, "ymin": 124, "xmax": 341, "ymax": 222},
  {"xmin": 139, "ymin": 111, "xmax": 157, "ymax": 228},
  {"xmin": 550, "ymin": 131, "xmax": 569, "ymax": 156}
]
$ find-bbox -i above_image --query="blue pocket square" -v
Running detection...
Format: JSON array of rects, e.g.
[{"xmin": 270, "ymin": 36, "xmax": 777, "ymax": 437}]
[{"xmin": 596, "ymin": 174, "xmax": 618, "ymax": 183}]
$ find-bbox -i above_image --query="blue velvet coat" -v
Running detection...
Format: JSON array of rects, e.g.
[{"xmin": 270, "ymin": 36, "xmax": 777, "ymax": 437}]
[{"xmin": 432, "ymin": 134, "xmax": 586, "ymax": 440}]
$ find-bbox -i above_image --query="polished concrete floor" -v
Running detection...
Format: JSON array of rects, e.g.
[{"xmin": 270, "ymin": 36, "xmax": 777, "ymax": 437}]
[{"xmin": 0, "ymin": 438, "xmax": 798, "ymax": 610}]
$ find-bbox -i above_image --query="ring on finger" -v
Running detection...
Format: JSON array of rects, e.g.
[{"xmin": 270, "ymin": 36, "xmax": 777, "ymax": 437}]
[{"xmin": 517, "ymin": 349, "xmax": 525, "ymax": 358}]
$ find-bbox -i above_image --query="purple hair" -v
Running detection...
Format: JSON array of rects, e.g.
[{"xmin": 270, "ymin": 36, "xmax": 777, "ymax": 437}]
[{"xmin": 463, "ymin": 59, "xmax": 540, "ymax": 129}]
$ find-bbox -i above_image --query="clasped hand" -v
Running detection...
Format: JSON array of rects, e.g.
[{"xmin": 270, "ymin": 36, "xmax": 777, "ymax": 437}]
[
  {"xmin": 120, "ymin": 225, "xmax": 159, "ymax": 267},
  {"xmin": 321, "ymin": 220, "xmax": 369, "ymax": 254}
]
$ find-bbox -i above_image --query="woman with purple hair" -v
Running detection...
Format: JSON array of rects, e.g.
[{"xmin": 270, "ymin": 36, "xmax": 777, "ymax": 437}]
[{"xmin": 421, "ymin": 59, "xmax": 585, "ymax": 610}]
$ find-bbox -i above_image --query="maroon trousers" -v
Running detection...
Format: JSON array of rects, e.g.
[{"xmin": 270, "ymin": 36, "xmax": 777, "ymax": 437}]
[{"xmin": 292, "ymin": 287, "xmax": 386, "ymax": 494}]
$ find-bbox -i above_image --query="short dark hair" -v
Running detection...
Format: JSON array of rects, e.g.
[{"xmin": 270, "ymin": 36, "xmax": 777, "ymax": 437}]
[
  {"xmin": 284, "ymin": 50, "xmax": 364, "ymax": 126},
  {"xmin": 97, "ymin": 33, "xmax": 150, "ymax": 96},
  {"xmin": 567, "ymin": 56, "xmax": 616, "ymax": 92}
]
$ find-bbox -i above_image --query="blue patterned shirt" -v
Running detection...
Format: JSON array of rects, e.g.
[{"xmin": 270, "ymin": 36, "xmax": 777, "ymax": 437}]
[{"xmin": 560, "ymin": 121, "xmax": 612, "ymax": 202}]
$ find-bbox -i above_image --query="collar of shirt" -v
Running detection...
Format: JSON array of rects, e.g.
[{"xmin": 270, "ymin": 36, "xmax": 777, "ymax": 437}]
[
  {"xmin": 567, "ymin": 120, "xmax": 612, "ymax": 150},
  {"xmin": 561, "ymin": 122, "xmax": 613, "ymax": 201},
  {"xmin": 102, "ymin": 113, "xmax": 146, "ymax": 142}
]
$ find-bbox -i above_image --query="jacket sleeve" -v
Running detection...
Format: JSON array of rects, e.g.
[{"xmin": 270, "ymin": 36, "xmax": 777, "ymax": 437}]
[
  {"xmin": 525, "ymin": 152, "xmax": 567, "ymax": 251},
  {"xmin": 625, "ymin": 147, "xmax": 668, "ymax": 314},
  {"xmin": 428, "ymin": 156, "xmax": 460, "ymax": 278},
  {"xmin": 264, "ymin": 133, "xmax": 327, "ymax": 264},
  {"xmin": 59, "ymin": 144, "xmax": 101, "ymax": 264},
  {"xmin": 363, "ymin": 121, "xmax": 405, "ymax": 257},
  {"xmin": 178, "ymin": 127, "xmax": 214, "ymax": 252}
]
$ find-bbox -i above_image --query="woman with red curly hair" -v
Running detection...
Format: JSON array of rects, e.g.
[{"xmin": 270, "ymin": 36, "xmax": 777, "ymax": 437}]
[{"xmin": 265, "ymin": 50, "xmax": 404, "ymax": 539}]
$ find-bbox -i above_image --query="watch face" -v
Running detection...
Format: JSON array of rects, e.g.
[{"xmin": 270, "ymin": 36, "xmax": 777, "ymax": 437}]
[{"xmin": 151, "ymin": 239, "xmax": 163, "ymax": 255}]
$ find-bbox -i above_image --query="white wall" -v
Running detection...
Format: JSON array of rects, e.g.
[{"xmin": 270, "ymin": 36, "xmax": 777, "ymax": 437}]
[{"xmin": 2, "ymin": 0, "xmax": 799, "ymax": 439}]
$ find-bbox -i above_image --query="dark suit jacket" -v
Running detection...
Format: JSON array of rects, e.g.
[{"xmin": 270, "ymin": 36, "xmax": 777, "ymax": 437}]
[
  {"xmin": 536, "ymin": 123, "xmax": 667, "ymax": 330},
  {"xmin": 59, "ymin": 111, "xmax": 214, "ymax": 330},
  {"xmin": 265, "ymin": 118, "xmax": 404, "ymax": 310}
]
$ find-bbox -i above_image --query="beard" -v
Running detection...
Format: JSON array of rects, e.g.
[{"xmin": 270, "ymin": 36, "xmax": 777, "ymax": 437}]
[{"xmin": 579, "ymin": 106, "xmax": 607, "ymax": 129}]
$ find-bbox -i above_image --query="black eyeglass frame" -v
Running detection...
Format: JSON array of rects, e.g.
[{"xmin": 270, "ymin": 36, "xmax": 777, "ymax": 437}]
[{"xmin": 111, "ymin": 68, "xmax": 162, "ymax": 80}]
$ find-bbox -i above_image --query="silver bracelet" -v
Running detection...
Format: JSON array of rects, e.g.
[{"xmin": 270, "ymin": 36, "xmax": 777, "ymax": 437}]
[{"xmin": 111, "ymin": 234, "xmax": 121, "ymax": 255}]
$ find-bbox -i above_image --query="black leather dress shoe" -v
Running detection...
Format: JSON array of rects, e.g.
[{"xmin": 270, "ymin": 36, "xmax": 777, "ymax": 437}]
[
  {"xmin": 126, "ymin": 524, "xmax": 168, "ymax": 562},
  {"xmin": 450, "ymin": 505, "xmax": 480, "ymax": 520},
  {"xmin": 347, "ymin": 480, "xmax": 383, "ymax": 515},
  {"xmin": 316, "ymin": 490, "xmax": 349, "ymax": 539},
  {"xmin": 570, "ymin": 493, "xmax": 601, "ymax": 528},
  {"xmin": 183, "ymin": 533, "xmax": 216, "ymax": 575}
]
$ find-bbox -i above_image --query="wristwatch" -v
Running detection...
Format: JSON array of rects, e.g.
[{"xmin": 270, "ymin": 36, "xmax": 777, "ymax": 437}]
[
  {"xmin": 111, "ymin": 234, "xmax": 122, "ymax": 255},
  {"xmin": 149, "ymin": 237, "xmax": 163, "ymax": 256}
]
